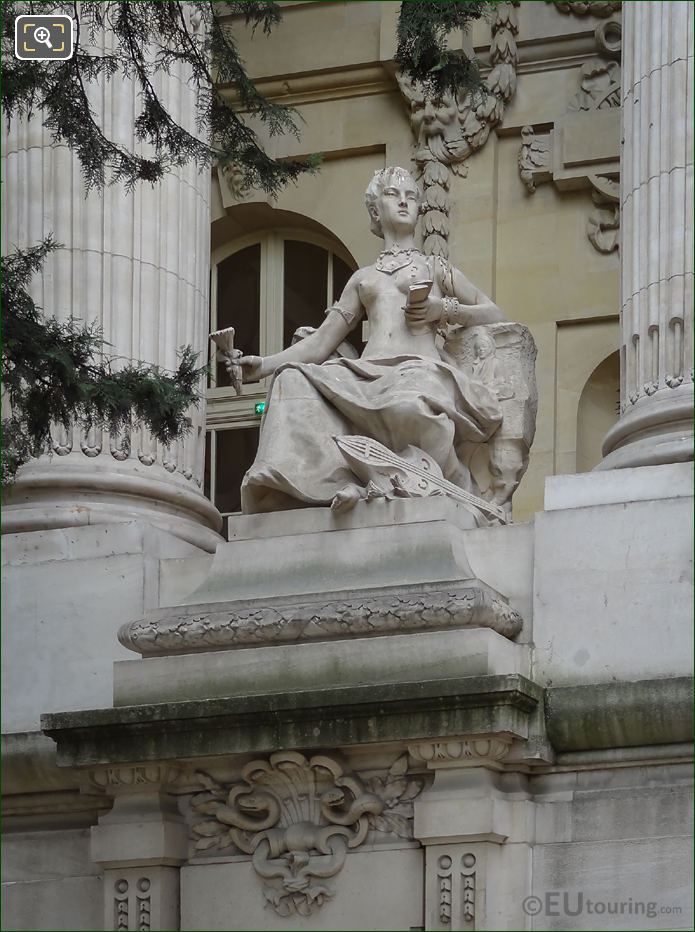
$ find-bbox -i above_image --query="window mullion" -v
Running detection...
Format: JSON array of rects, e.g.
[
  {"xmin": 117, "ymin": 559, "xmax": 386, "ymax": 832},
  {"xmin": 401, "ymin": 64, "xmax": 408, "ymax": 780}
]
[
  {"xmin": 264, "ymin": 233, "xmax": 284, "ymax": 356},
  {"xmin": 327, "ymin": 252, "xmax": 334, "ymax": 308},
  {"xmin": 209, "ymin": 429, "xmax": 217, "ymax": 509}
]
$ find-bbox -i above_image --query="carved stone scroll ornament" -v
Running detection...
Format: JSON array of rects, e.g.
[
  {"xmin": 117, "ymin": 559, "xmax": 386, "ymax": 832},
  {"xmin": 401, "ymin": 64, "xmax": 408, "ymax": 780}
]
[
  {"xmin": 397, "ymin": 2, "xmax": 520, "ymax": 257},
  {"xmin": 517, "ymin": 50, "xmax": 621, "ymax": 254},
  {"xmin": 188, "ymin": 752, "xmax": 423, "ymax": 917}
]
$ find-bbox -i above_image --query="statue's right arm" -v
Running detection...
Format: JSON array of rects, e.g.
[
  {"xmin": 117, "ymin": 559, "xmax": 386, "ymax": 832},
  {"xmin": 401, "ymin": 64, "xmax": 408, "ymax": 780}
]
[{"xmin": 239, "ymin": 271, "xmax": 364, "ymax": 381}]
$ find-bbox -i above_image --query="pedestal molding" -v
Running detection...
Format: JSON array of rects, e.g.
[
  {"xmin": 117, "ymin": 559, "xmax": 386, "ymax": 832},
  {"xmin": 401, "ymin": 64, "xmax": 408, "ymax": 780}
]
[{"xmin": 118, "ymin": 583, "xmax": 523, "ymax": 656}]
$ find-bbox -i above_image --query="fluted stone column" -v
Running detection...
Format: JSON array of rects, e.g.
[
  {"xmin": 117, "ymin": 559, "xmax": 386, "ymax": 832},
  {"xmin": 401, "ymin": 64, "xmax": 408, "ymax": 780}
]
[
  {"xmin": 2, "ymin": 16, "xmax": 221, "ymax": 550},
  {"xmin": 601, "ymin": 1, "xmax": 693, "ymax": 469}
]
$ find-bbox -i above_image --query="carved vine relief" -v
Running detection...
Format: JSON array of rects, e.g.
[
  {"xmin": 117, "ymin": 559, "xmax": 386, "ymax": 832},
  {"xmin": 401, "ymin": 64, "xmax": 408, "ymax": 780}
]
[
  {"xmin": 397, "ymin": 2, "xmax": 520, "ymax": 258},
  {"xmin": 188, "ymin": 751, "xmax": 423, "ymax": 917}
]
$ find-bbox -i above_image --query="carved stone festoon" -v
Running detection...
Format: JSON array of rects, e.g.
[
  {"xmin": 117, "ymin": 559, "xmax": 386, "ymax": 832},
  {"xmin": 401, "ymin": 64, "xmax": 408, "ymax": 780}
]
[
  {"xmin": 186, "ymin": 751, "xmax": 423, "ymax": 918},
  {"xmin": 517, "ymin": 13, "xmax": 622, "ymax": 254},
  {"xmin": 397, "ymin": 2, "xmax": 520, "ymax": 258}
]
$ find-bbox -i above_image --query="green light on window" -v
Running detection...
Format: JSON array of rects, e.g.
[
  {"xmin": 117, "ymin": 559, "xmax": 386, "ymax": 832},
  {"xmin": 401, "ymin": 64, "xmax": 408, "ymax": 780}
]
[{"xmin": 254, "ymin": 402, "xmax": 266, "ymax": 416}]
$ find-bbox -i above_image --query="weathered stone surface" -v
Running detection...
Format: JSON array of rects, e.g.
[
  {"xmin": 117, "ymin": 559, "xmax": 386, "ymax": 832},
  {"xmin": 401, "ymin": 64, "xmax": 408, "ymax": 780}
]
[
  {"xmin": 545, "ymin": 677, "xmax": 694, "ymax": 752},
  {"xmin": 42, "ymin": 674, "xmax": 542, "ymax": 768}
]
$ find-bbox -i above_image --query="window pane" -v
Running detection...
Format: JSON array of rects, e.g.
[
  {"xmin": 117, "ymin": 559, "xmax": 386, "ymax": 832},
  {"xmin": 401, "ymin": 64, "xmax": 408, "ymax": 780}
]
[
  {"xmin": 215, "ymin": 244, "xmax": 261, "ymax": 385},
  {"xmin": 283, "ymin": 240, "xmax": 328, "ymax": 348},
  {"xmin": 203, "ymin": 431, "xmax": 212, "ymax": 501},
  {"xmin": 332, "ymin": 254, "xmax": 352, "ymax": 302},
  {"xmin": 214, "ymin": 426, "xmax": 260, "ymax": 515}
]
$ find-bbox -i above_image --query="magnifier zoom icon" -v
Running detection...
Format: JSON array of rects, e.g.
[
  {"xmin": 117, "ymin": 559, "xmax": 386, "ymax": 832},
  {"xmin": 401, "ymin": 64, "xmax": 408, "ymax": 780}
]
[{"xmin": 34, "ymin": 26, "xmax": 53, "ymax": 48}]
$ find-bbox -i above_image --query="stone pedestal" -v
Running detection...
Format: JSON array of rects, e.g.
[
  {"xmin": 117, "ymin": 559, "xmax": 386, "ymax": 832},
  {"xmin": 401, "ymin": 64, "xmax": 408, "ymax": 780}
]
[
  {"xmin": 1, "ymin": 14, "xmax": 221, "ymax": 551},
  {"xmin": 113, "ymin": 498, "xmax": 531, "ymax": 706},
  {"xmin": 601, "ymin": 0, "xmax": 694, "ymax": 469}
]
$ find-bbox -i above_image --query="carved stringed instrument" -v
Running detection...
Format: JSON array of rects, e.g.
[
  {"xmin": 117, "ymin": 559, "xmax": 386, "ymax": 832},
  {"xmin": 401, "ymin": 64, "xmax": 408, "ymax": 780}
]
[{"xmin": 333, "ymin": 435, "xmax": 507, "ymax": 524}]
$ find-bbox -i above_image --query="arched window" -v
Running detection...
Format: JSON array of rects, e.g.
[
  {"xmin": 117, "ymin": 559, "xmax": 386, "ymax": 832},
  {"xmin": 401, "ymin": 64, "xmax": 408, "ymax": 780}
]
[
  {"xmin": 576, "ymin": 351, "xmax": 620, "ymax": 473},
  {"xmin": 205, "ymin": 230, "xmax": 358, "ymax": 530}
]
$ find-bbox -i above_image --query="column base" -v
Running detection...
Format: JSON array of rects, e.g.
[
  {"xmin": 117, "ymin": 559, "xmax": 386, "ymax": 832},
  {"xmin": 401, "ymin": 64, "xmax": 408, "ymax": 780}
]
[
  {"xmin": 2, "ymin": 457, "xmax": 223, "ymax": 552},
  {"xmin": 599, "ymin": 383, "xmax": 693, "ymax": 470}
]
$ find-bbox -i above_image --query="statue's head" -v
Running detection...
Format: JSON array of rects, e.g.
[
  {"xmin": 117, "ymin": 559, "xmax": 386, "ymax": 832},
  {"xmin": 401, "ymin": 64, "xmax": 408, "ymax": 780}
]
[
  {"xmin": 365, "ymin": 167, "xmax": 422, "ymax": 238},
  {"xmin": 473, "ymin": 331, "xmax": 496, "ymax": 359}
]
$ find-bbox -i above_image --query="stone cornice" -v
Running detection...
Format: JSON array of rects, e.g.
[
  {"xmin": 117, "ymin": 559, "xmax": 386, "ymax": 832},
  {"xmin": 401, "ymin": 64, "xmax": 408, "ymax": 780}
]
[
  {"xmin": 42, "ymin": 674, "xmax": 542, "ymax": 769},
  {"xmin": 546, "ymin": 677, "xmax": 694, "ymax": 752}
]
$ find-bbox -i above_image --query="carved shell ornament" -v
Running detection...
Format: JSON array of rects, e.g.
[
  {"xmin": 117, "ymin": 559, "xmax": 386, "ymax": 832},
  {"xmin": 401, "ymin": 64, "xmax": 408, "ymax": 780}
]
[{"xmin": 189, "ymin": 751, "xmax": 423, "ymax": 917}]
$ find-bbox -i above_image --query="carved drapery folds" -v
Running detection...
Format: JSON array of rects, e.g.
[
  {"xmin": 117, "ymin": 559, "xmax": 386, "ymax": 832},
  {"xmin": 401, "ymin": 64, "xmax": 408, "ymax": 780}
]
[
  {"xmin": 188, "ymin": 752, "xmax": 423, "ymax": 917},
  {"xmin": 517, "ymin": 16, "xmax": 622, "ymax": 254},
  {"xmin": 398, "ymin": 2, "xmax": 520, "ymax": 258}
]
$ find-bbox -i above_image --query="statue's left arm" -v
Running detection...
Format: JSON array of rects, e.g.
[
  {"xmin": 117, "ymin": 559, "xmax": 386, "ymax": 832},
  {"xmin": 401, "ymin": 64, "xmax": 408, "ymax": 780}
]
[
  {"xmin": 403, "ymin": 258, "xmax": 507, "ymax": 330},
  {"xmin": 445, "ymin": 265, "xmax": 507, "ymax": 326}
]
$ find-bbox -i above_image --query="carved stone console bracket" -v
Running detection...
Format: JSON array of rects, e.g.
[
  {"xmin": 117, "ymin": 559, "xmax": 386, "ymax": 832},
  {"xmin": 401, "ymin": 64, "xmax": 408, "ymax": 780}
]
[{"xmin": 518, "ymin": 16, "xmax": 622, "ymax": 254}]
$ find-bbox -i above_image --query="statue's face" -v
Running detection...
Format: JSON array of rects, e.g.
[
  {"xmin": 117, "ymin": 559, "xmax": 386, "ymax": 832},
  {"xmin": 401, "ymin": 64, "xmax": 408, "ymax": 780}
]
[
  {"xmin": 474, "ymin": 337, "xmax": 494, "ymax": 359},
  {"xmin": 376, "ymin": 175, "xmax": 420, "ymax": 235}
]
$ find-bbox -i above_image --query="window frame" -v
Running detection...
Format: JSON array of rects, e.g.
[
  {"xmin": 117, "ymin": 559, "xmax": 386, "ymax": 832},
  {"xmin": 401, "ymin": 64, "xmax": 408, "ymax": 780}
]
[{"xmin": 205, "ymin": 228, "xmax": 356, "ymax": 520}]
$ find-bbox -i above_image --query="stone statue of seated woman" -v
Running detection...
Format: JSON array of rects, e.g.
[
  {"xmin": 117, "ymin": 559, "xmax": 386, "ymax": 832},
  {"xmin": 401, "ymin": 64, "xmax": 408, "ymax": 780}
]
[{"xmin": 232, "ymin": 167, "xmax": 534, "ymax": 524}]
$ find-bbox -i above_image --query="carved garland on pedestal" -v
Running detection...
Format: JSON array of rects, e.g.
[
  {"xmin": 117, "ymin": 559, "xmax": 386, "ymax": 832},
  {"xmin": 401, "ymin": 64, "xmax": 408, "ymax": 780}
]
[
  {"xmin": 397, "ymin": 2, "xmax": 520, "ymax": 258},
  {"xmin": 188, "ymin": 752, "xmax": 423, "ymax": 917}
]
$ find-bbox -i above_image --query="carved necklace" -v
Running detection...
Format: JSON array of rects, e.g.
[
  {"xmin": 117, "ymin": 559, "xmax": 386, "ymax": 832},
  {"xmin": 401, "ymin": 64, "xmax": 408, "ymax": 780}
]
[{"xmin": 375, "ymin": 246, "xmax": 423, "ymax": 275}]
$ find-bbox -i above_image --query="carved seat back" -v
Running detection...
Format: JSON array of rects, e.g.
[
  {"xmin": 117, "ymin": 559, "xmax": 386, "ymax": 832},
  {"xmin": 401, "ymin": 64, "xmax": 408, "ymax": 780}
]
[{"xmin": 443, "ymin": 323, "xmax": 538, "ymax": 515}]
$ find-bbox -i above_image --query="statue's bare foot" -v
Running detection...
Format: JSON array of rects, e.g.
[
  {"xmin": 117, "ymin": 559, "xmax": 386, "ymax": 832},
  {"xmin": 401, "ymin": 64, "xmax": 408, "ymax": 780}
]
[{"xmin": 330, "ymin": 483, "xmax": 364, "ymax": 513}]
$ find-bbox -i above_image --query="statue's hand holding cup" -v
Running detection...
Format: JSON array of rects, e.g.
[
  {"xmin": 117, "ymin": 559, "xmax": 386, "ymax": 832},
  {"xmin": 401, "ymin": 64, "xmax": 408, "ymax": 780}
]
[
  {"xmin": 238, "ymin": 355, "xmax": 265, "ymax": 384},
  {"xmin": 403, "ymin": 280, "xmax": 440, "ymax": 335}
]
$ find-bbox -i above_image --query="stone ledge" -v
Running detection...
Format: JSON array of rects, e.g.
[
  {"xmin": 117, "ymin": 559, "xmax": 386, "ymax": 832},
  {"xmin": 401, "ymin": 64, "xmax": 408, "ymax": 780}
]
[
  {"xmin": 42, "ymin": 674, "xmax": 542, "ymax": 768},
  {"xmin": 545, "ymin": 676, "xmax": 694, "ymax": 751}
]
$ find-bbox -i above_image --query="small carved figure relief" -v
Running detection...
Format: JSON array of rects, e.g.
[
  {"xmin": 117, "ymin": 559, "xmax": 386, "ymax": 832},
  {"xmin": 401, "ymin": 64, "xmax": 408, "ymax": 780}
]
[
  {"xmin": 518, "ymin": 126, "xmax": 551, "ymax": 194},
  {"xmin": 568, "ymin": 59, "xmax": 621, "ymax": 112},
  {"xmin": 189, "ymin": 752, "xmax": 422, "ymax": 917},
  {"xmin": 225, "ymin": 167, "xmax": 537, "ymax": 524}
]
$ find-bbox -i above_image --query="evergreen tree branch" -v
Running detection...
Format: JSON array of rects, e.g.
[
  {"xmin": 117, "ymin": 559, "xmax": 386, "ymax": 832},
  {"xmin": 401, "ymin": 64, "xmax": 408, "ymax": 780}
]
[
  {"xmin": 1, "ymin": 240, "xmax": 207, "ymax": 487},
  {"xmin": 395, "ymin": 0, "xmax": 491, "ymax": 98}
]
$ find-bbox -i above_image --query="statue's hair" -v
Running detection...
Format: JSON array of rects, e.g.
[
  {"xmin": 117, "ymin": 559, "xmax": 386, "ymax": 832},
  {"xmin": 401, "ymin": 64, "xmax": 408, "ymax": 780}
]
[{"xmin": 364, "ymin": 167, "xmax": 421, "ymax": 238}]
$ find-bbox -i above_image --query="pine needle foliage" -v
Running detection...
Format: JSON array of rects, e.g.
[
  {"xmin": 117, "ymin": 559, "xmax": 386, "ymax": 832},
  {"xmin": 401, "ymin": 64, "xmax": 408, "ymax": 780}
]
[
  {"xmin": 2, "ymin": 0, "xmax": 317, "ymax": 193},
  {"xmin": 395, "ymin": 1, "xmax": 491, "ymax": 98},
  {"xmin": 2, "ymin": 239, "xmax": 207, "ymax": 486}
]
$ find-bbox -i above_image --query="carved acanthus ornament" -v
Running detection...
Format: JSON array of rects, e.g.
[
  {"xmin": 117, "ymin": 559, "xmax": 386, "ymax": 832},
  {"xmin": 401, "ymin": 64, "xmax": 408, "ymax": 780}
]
[
  {"xmin": 517, "ymin": 15, "xmax": 622, "ymax": 254},
  {"xmin": 188, "ymin": 752, "xmax": 423, "ymax": 917},
  {"xmin": 397, "ymin": 2, "xmax": 520, "ymax": 258}
]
